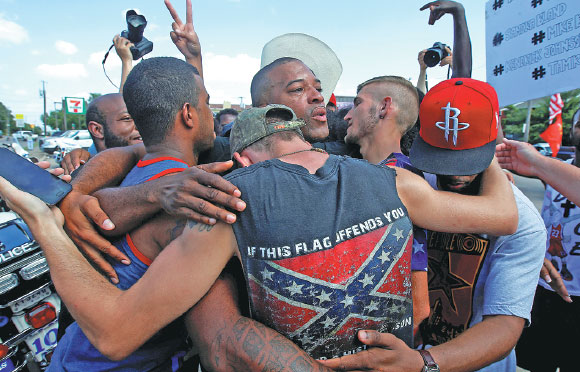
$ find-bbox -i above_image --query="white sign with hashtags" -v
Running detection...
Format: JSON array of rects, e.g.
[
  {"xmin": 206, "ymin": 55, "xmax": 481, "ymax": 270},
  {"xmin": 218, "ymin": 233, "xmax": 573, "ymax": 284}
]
[{"xmin": 486, "ymin": 0, "xmax": 580, "ymax": 107}]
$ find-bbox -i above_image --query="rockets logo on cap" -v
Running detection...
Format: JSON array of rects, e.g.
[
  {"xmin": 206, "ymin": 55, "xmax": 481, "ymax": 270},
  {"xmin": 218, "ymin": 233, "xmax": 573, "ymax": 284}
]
[
  {"xmin": 435, "ymin": 103, "xmax": 470, "ymax": 146},
  {"xmin": 409, "ymin": 78, "xmax": 501, "ymax": 176},
  {"xmin": 419, "ymin": 79, "xmax": 499, "ymax": 151}
]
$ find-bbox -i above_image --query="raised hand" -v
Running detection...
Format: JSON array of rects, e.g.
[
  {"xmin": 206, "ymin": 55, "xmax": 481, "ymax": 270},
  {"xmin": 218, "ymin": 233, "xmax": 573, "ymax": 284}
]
[
  {"xmin": 439, "ymin": 46, "xmax": 453, "ymax": 67},
  {"xmin": 113, "ymin": 34, "xmax": 134, "ymax": 63},
  {"xmin": 418, "ymin": 49, "xmax": 428, "ymax": 70},
  {"xmin": 165, "ymin": 0, "xmax": 203, "ymax": 76},
  {"xmin": 420, "ymin": 1, "xmax": 470, "ymax": 78},
  {"xmin": 420, "ymin": 0, "xmax": 463, "ymax": 25}
]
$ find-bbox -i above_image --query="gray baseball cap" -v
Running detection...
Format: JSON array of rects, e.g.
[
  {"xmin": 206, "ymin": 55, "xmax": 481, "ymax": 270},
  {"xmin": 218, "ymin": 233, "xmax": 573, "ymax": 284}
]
[{"xmin": 229, "ymin": 105, "xmax": 305, "ymax": 157}]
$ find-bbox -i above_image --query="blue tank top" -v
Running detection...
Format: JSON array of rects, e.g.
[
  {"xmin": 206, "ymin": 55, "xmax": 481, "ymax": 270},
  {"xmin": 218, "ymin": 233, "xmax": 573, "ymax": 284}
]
[
  {"xmin": 226, "ymin": 155, "xmax": 414, "ymax": 359},
  {"xmin": 380, "ymin": 153, "xmax": 428, "ymax": 272},
  {"xmin": 49, "ymin": 157, "xmax": 188, "ymax": 372}
]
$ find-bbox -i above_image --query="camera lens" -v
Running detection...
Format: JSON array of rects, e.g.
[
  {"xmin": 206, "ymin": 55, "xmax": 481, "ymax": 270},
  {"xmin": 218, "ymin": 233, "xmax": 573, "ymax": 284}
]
[
  {"xmin": 423, "ymin": 42, "xmax": 448, "ymax": 68},
  {"xmin": 424, "ymin": 50, "xmax": 442, "ymax": 67}
]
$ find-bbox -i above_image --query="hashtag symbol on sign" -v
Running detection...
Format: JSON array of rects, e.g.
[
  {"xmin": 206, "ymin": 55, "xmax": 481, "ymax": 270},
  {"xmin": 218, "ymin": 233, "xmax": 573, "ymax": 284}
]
[
  {"xmin": 531, "ymin": 31, "xmax": 545, "ymax": 45},
  {"xmin": 492, "ymin": 33, "xmax": 504, "ymax": 46},
  {"xmin": 492, "ymin": 0, "xmax": 504, "ymax": 10},
  {"xmin": 532, "ymin": 66, "xmax": 546, "ymax": 80},
  {"xmin": 493, "ymin": 65, "xmax": 504, "ymax": 76},
  {"xmin": 531, "ymin": 0, "xmax": 543, "ymax": 8}
]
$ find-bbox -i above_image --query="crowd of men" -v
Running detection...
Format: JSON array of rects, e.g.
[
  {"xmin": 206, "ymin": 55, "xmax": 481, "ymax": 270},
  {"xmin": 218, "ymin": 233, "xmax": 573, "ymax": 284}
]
[{"xmin": 0, "ymin": 1, "xmax": 578, "ymax": 371}]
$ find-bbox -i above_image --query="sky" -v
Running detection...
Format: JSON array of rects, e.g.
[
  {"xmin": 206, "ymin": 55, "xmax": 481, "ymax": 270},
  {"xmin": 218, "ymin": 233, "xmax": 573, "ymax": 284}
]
[{"xmin": 0, "ymin": 0, "xmax": 488, "ymax": 127}]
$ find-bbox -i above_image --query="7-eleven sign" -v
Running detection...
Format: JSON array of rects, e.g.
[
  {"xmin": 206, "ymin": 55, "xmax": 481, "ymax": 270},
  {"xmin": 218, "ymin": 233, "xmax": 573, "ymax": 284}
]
[{"xmin": 65, "ymin": 97, "xmax": 86, "ymax": 114}]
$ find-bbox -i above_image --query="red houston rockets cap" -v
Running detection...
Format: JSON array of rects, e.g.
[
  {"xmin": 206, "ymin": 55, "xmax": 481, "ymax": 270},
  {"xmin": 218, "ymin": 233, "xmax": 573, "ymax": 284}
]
[{"xmin": 409, "ymin": 78, "xmax": 500, "ymax": 176}]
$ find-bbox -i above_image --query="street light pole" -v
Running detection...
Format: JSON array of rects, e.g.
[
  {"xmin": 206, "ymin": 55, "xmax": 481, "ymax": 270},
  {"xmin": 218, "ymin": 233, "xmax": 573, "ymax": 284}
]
[{"xmin": 62, "ymin": 99, "xmax": 67, "ymax": 131}]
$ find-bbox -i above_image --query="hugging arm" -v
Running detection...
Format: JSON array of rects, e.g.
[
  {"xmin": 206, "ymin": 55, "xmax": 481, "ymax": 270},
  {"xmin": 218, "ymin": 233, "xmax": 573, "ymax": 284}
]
[
  {"xmin": 0, "ymin": 178, "xmax": 238, "ymax": 362},
  {"xmin": 395, "ymin": 158, "xmax": 518, "ymax": 235},
  {"xmin": 186, "ymin": 272, "xmax": 332, "ymax": 372}
]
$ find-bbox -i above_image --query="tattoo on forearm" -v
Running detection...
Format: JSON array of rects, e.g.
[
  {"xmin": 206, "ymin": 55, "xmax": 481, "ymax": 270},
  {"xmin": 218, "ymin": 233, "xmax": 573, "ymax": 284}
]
[
  {"xmin": 203, "ymin": 317, "xmax": 330, "ymax": 372},
  {"xmin": 242, "ymin": 328, "xmax": 265, "ymax": 360},
  {"xmin": 187, "ymin": 219, "xmax": 214, "ymax": 232},
  {"xmin": 233, "ymin": 317, "xmax": 250, "ymax": 342}
]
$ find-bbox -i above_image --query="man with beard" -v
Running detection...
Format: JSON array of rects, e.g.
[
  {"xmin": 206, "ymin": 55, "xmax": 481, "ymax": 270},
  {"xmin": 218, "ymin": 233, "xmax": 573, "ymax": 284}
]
[
  {"xmin": 342, "ymin": 75, "xmax": 430, "ymax": 333},
  {"xmin": 86, "ymin": 94, "xmax": 142, "ymax": 153},
  {"xmin": 499, "ymin": 109, "xmax": 580, "ymax": 372},
  {"xmin": 56, "ymin": 92, "xmax": 143, "ymax": 338},
  {"xmin": 250, "ymin": 57, "xmax": 330, "ymax": 142}
]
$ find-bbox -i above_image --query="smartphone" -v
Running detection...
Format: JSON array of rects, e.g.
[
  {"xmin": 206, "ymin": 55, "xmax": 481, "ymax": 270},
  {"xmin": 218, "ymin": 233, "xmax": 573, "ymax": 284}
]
[{"xmin": 0, "ymin": 148, "xmax": 72, "ymax": 205}]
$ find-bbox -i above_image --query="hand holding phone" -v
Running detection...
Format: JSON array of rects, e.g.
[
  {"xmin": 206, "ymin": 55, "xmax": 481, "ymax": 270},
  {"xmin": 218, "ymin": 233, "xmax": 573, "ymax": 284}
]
[{"xmin": 0, "ymin": 148, "xmax": 72, "ymax": 205}]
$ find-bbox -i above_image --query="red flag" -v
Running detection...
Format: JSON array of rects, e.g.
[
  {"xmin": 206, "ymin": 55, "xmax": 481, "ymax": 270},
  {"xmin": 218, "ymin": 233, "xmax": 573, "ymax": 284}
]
[
  {"xmin": 549, "ymin": 93, "xmax": 564, "ymax": 124},
  {"xmin": 540, "ymin": 93, "xmax": 564, "ymax": 157},
  {"xmin": 540, "ymin": 113, "xmax": 563, "ymax": 157}
]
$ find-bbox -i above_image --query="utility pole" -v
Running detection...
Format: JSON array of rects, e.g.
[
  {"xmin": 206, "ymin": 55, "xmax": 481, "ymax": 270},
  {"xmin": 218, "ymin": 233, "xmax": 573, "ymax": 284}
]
[
  {"xmin": 238, "ymin": 96, "xmax": 245, "ymax": 109},
  {"xmin": 62, "ymin": 98, "xmax": 67, "ymax": 131},
  {"xmin": 40, "ymin": 80, "xmax": 47, "ymax": 135},
  {"xmin": 523, "ymin": 100, "xmax": 532, "ymax": 143},
  {"xmin": 53, "ymin": 102, "xmax": 61, "ymax": 131}
]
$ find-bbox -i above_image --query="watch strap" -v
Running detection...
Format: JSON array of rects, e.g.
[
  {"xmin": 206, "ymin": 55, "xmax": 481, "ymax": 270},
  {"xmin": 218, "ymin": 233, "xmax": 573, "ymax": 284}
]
[{"xmin": 418, "ymin": 349, "xmax": 439, "ymax": 372}]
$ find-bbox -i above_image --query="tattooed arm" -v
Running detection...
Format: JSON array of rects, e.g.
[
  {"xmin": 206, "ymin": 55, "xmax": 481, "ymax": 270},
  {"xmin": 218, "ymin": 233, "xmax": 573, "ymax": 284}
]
[{"xmin": 186, "ymin": 270, "xmax": 333, "ymax": 372}]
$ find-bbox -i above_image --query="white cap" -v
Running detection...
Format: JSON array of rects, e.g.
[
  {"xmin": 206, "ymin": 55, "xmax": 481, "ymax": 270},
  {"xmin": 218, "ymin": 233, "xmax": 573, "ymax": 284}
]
[{"xmin": 261, "ymin": 33, "xmax": 343, "ymax": 104}]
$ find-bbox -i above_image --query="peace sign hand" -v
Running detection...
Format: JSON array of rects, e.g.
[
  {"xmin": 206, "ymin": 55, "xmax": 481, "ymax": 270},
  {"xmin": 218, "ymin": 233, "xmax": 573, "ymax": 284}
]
[{"xmin": 165, "ymin": 0, "xmax": 202, "ymax": 73}]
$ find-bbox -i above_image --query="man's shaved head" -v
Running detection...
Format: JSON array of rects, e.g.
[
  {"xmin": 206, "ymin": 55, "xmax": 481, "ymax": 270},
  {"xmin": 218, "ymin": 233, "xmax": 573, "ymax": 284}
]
[
  {"xmin": 249, "ymin": 58, "xmax": 328, "ymax": 141},
  {"xmin": 357, "ymin": 76, "xmax": 419, "ymax": 135},
  {"xmin": 86, "ymin": 93, "xmax": 122, "ymax": 127},
  {"xmin": 251, "ymin": 57, "xmax": 302, "ymax": 107}
]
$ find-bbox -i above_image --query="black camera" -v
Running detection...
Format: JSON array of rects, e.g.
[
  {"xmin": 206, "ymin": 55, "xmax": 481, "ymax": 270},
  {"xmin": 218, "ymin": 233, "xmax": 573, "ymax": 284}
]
[
  {"xmin": 120, "ymin": 10, "xmax": 153, "ymax": 60},
  {"xmin": 423, "ymin": 42, "xmax": 449, "ymax": 68}
]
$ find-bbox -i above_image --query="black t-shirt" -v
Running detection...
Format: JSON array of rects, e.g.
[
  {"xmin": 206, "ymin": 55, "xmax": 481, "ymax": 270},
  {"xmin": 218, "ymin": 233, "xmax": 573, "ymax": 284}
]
[{"xmin": 225, "ymin": 155, "xmax": 414, "ymax": 359}]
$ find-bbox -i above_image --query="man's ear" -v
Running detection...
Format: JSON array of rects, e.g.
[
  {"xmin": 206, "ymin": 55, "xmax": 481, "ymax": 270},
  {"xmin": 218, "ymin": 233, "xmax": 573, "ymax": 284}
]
[
  {"xmin": 181, "ymin": 102, "xmax": 198, "ymax": 129},
  {"xmin": 87, "ymin": 121, "xmax": 104, "ymax": 139},
  {"xmin": 378, "ymin": 96, "xmax": 393, "ymax": 120},
  {"xmin": 233, "ymin": 152, "xmax": 252, "ymax": 168}
]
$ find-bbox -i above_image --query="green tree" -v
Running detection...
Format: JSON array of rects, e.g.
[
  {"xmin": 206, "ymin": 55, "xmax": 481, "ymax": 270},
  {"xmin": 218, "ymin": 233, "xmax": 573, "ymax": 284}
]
[
  {"xmin": 88, "ymin": 93, "xmax": 102, "ymax": 103},
  {"xmin": 0, "ymin": 101, "xmax": 16, "ymax": 135},
  {"xmin": 501, "ymin": 88, "xmax": 580, "ymax": 145}
]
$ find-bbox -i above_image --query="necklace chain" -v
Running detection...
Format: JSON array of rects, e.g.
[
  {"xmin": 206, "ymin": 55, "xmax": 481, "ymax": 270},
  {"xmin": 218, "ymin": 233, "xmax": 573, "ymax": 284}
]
[{"xmin": 276, "ymin": 147, "xmax": 327, "ymax": 158}]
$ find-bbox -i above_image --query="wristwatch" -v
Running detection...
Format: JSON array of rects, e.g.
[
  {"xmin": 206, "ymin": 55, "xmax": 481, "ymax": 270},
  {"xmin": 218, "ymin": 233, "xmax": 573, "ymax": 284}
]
[{"xmin": 418, "ymin": 349, "xmax": 440, "ymax": 372}]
